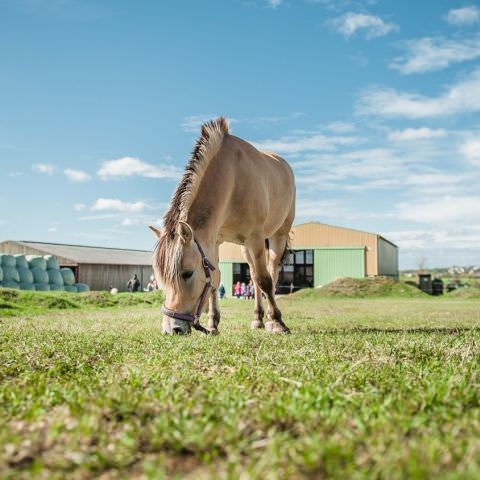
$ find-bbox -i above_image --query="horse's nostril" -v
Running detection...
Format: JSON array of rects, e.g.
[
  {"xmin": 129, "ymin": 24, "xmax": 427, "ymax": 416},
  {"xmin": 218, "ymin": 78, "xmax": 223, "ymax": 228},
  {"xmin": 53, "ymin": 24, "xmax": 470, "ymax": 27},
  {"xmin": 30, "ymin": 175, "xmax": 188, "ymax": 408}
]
[{"xmin": 172, "ymin": 326, "xmax": 184, "ymax": 334}]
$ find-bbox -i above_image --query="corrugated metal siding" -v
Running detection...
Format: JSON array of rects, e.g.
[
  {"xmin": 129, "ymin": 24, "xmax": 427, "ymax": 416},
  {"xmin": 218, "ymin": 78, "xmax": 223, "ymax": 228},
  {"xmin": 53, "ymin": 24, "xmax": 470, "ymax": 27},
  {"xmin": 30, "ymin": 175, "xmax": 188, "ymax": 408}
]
[
  {"xmin": 218, "ymin": 262, "xmax": 233, "ymax": 298},
  {"xmin": 314, "ymin": 247, "xmax": 365, "ymax": 287},
  {"xmin": 78, "ymin": 264, "xmax": 154, "ymax": 291},
  {"xmin": 377, "ymin": 238, "xmax": 399, "ymax": 277}
]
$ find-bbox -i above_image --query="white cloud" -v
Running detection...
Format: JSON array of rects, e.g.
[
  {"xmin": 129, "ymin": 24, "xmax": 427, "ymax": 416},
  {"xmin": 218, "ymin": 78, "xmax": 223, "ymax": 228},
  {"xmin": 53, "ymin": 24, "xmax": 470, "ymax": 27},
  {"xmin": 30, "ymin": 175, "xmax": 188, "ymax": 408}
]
[
  {"xmin": 8, "ymin": 171, "xmax": 23, "ymax": 177},
  {"xmin": 460, "ymin": 139, "xmax": 480, "ymax": 165},
  {"xmin": 48, "ymin": 227, "xmax": 58, "ymax": 232},
  {"xmin": 388, "ymin": 127, "xmax": 447, "ymax": 142},
  {"xmin": 74, "ymin": 203, "xmax": 86, "ymax": 211},
  {"xmin": 64, "ymin": 168, "xmax": 91, "ymax": 182},
  {"xmin": 253, "ymin": 131, "xmax": 358, "ymax": 154},
  {"xmin": 321, "ymin": 121, "xmax": 356, "ymax": 133},
  {"xmin": 331, "ymin": 12, "xmax": 398, "ymax": 39},
  {"xmin": 266, "ymin": 0, "xmax": 283, "ymax": 7},
  {"xmin": 78, "ymin": 214, "xmax": 121, "ymax": 221},
  {"xmin": 445, "ymin": 6, "xmax": 480, "ymax": 26},
  {"xmin": 98, "ymin": 157, "xmax": 180, "ymax": 180},
  {"xmin": 396, "ymin": 196, "xmax": 480, "ymax": 223},
  {"xmin": 390, "ymin": 36, "xmax": 480, "ymax": 74},
  {"xmin": 121, "ymin": 218, "xmax": 140, "ymax": 226},
  {"xmin": 357, "ymin": 67, "xmax": 480, "ymax": 118},
  {"xmin": 32, "ymin": 163, "xmax": 55, "ymax": 175},
  {"xmin": 180, "ymin": 114, "xmax": 218, "ymax": 133},
  {"xmin": 384, "ymin": 227, "xmax": 480, "ymax": 252},
  {"xmin": 91, "ymin": 198, "xmax": 147, "ymax": 212},
  {"xmin": 295, "ymin": 198, "xmax": 353, "ymax": 220}
]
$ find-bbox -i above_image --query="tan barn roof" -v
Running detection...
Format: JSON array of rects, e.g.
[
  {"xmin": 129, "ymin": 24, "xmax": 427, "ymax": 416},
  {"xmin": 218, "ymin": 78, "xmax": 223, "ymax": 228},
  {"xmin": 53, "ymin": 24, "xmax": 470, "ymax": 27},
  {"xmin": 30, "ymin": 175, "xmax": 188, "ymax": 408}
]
[{"xmin": 0, "ymin": 240, "xmax": 153, "ymax": 266}]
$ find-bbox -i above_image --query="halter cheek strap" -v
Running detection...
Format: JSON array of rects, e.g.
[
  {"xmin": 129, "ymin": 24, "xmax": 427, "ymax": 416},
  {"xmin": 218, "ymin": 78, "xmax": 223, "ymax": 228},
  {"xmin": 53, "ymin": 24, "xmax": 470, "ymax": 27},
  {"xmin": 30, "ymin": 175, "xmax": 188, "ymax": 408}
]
[{"xmin": 162, "ymin": 238, "xmax": 216, "ymax": 334}]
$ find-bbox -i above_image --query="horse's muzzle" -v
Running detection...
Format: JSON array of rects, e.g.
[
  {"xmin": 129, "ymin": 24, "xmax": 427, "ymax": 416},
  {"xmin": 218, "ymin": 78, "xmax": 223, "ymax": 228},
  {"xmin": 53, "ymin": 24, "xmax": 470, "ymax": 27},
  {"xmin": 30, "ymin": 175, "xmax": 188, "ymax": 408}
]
[{"xmin": 163, "ymin": 316, "xmax": 192, "ymax": 335}]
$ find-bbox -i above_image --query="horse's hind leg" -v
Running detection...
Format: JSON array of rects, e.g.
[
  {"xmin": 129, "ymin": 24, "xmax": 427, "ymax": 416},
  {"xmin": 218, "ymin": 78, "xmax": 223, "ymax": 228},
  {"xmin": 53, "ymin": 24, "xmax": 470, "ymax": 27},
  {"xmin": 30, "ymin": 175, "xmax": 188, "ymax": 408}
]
[
  {"xmin": 242, "ymin": 246, "xmax": 265, "ymax": 329},
  {"xmin": 265, "ymin": 232, "xmax": 291, "ymax": 333},
  {"xmin": 246, "ymin": 238, "xmax": 289, "ymax": 334}
]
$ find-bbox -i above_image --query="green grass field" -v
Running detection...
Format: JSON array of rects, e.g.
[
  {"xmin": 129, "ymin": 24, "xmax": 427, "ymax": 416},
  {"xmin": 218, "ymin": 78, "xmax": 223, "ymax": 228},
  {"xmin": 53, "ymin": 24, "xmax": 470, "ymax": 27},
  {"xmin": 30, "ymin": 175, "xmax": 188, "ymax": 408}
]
[{"xmin": 1, "ymin": 289, "xmax": 479, "ymax": 479}]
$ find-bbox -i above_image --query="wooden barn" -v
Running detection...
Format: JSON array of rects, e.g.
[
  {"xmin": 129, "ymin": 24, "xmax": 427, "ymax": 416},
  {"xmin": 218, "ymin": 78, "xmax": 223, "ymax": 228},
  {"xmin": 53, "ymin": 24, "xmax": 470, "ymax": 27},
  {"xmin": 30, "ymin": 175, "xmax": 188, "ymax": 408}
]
[
  {"xmin": 0, "ymin": 240, "xmax": 153, "ymax": 292},
  {"xmin": 218, "ymin": 221, "xmax": 398, "ymax": 296}
]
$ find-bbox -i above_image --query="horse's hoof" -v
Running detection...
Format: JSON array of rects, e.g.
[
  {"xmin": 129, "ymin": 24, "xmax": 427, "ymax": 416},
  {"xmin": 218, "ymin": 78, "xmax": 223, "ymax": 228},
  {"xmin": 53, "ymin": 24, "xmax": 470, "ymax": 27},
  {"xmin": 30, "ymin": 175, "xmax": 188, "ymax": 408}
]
[
  {"xmin": 251, "ymin": 320, "xmax": 265, "ymax": 330},
  {"xmin": 265, "ymin": 321, "xmax": 290, "ymax": 334}
]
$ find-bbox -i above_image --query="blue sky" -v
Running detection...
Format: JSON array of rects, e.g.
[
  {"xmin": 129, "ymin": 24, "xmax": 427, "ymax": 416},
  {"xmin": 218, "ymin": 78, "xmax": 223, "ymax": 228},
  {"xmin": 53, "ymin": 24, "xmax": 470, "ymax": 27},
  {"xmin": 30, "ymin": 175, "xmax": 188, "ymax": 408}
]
[{"xmin": 1, "ymin": 0, "xmax": 480, "ymax": 269}]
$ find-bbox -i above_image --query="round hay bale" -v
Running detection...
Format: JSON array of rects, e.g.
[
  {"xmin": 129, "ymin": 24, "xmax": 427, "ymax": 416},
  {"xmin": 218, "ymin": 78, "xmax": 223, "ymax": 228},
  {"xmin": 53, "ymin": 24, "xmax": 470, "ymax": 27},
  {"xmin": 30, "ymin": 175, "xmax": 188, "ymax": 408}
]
[
  {"xmin": 2, "ymin": 280, "xmax": 20, "ymax": 289},
  {"xmin": 49, "ymin": 284, "xmax": 65, "ymax": 292},
  {"xmin": 17, "ymin": 267, "xmax": 34, "ymax": 284},
  {"xmin": 20, "ymin": 282, "xmax": 35, "ymax": 291},
  {"xmin": 27, "ymin": 256, "xmax": 47, "ymax": 270},
  {"xmin": 45, "ymin": 255, "xmax": 59, "ymax": 270},
  {"xmin": 2, "ymin": 266, "xmax": 20, "ymax": 283},
  {"xmin": 0, "ymin": 266, "xmax": 3, "ymax": 283},
  {"xmin": 34, "ymin": 283, "xmax": 50, "ymax": 291},
  {"xmin": 14, "ymin": 255, "xmax": 29, "ymax": 269},
  {"xmin": 60, "ymin": 268, "xmax": 75, "ymax": 286},
  {"xmin": 47, "ymin": 269, "xmax": 64, "ymax": 286},
  {"xmin": 75, "ymin": 283, "xmax": 90, "ymax": 293},
  {"xmin": 0, "ymin": 254, "xmax": 16, "ymax": 268},
  {"xmin": 64, "ymin": 285, "xmax": 78, "ymax": 293},
  {"xmin": 31, "ymin": 267, "xmax": 49, "ymax": 284}
]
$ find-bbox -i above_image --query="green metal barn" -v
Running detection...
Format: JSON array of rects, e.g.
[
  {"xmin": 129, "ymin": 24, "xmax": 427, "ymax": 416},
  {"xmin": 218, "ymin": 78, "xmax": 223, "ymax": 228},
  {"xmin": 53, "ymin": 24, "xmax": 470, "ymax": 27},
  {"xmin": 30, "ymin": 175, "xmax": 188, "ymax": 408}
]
[{"xmin": 218, "ymin": 221, "xmax": 398, "ymax": 296}]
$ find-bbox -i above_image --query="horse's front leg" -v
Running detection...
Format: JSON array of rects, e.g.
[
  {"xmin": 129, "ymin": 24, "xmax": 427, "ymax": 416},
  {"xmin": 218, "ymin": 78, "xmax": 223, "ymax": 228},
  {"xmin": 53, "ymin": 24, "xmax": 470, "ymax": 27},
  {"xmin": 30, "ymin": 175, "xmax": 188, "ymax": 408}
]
[{"xmin": 207, "ymin": 289, "xmax": 220, "ymax": 335}]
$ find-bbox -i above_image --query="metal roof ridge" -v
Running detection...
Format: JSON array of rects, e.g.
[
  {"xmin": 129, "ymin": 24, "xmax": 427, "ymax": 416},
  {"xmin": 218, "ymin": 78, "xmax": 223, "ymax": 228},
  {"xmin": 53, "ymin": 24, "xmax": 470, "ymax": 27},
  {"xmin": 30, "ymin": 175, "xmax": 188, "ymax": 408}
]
[{"xmin": 13, "ymin": 240, "xmax": 152, "ymax": 253}]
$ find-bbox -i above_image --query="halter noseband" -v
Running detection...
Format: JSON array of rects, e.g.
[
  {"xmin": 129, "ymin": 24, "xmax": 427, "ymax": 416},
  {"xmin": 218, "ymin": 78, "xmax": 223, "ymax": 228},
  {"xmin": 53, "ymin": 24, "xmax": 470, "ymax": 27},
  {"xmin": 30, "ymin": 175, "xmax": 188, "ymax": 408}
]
[{"xmin": 162, "ymin": 238, "xmax": 216, "ymax": 334}]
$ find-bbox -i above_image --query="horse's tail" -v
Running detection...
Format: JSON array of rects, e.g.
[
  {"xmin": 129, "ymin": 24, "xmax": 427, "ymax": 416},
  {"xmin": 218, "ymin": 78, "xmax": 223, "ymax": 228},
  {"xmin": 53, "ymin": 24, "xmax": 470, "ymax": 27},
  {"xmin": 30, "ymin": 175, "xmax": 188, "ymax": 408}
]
[{"xmin": 280, "ymin": 232, "xmax": 292, "ymax": 266}]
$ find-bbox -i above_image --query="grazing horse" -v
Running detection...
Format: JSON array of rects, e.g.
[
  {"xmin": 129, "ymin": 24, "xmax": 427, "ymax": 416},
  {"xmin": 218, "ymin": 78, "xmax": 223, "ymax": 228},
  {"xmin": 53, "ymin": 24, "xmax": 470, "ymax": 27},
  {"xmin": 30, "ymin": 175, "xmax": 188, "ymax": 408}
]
[{"xmin": 150, "ymin": 117, "xmax": 295, "ymax": 335}]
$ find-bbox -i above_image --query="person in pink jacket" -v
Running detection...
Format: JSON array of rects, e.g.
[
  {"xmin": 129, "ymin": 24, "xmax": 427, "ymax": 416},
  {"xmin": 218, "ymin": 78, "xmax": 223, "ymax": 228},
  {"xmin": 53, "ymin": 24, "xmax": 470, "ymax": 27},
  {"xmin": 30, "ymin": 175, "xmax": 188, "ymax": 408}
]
[{"xmin": 234, "ymin": 281, "xmax": 242, "ymax": 298}]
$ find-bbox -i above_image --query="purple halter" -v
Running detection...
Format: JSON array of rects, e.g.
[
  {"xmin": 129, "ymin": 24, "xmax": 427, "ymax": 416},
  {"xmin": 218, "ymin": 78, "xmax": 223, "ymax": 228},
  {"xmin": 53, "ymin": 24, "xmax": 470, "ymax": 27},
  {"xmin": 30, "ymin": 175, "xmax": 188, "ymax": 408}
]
[{"xmin": 162, "ymin": 238, "xmax": 215, "ymax": 334}]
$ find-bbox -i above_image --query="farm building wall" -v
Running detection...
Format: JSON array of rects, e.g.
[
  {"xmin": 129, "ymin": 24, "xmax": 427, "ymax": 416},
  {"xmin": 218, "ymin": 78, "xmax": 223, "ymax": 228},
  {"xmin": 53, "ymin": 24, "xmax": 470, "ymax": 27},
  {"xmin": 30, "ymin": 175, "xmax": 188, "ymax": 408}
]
[
  {"xmin": 292, "ymin": 223, "xmax": 378, "ymax": 276},
  {"xmin": 377, "ymin": 238, "xmax": 399, "ymax": 278},
  {"xmin": 314, "ymin": 247, "xmax": 366, "ymax": 287},
  {"xmin": 218, "ymin": 262, "xmax": 233, "ymax": 298},
  {"xmin": 78, "ymin": 263, "xmax": 154, "ymax": 292}
]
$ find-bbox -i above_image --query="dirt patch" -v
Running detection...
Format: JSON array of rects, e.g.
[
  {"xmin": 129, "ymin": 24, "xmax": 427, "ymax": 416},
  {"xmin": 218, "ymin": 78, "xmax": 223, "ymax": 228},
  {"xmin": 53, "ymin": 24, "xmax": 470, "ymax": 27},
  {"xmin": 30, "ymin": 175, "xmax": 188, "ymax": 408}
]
[{"xmin": 0, "ymin": 289, "xmax": 20, "ymax": 301}]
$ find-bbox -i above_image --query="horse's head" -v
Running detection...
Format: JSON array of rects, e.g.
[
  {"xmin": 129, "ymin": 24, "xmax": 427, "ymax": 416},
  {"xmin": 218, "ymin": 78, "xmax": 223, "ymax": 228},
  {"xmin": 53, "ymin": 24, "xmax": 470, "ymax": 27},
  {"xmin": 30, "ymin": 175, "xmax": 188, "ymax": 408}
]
[{"xmin": 150, "ymin": 222, "xmax": 213, "ymax": 335}]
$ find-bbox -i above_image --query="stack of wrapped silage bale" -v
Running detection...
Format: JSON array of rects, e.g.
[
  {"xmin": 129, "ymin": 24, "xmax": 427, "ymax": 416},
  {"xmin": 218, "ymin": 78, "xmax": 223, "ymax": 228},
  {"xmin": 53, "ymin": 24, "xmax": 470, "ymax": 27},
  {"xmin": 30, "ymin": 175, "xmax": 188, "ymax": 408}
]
[
  {"xmin": 0, "ymin": 254, "xmax": 20, "ymax": 289},
  {"xmin": 0, "ymin": 253, "xmax": 89, "ymax": 292}
]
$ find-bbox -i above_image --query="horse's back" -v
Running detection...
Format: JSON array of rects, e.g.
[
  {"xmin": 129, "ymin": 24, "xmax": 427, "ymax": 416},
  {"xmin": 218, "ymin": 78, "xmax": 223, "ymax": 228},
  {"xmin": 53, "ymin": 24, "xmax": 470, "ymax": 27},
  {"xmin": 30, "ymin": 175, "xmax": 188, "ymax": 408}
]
[{"xmin": 218, "ymin": 134, "xmax": 295, "ymax": 239}]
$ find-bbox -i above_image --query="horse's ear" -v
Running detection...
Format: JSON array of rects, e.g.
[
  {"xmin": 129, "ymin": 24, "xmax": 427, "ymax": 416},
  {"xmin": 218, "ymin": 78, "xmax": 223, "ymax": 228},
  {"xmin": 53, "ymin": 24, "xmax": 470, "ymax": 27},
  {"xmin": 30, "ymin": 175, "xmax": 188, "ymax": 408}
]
[
  {"xmin": 178, "ymin": 221, "xmax": 193, "ymax": 245},
  {"xmin": 149, "ymin": 225, "xmax": 162, "ymax": 239}
]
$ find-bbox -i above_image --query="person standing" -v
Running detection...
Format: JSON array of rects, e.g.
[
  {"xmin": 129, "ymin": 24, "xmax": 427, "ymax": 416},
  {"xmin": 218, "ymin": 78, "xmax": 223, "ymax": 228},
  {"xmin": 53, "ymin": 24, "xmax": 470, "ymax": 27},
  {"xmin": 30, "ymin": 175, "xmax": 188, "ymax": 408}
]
[
  {"xmin": 127, "ymin": 273, "xmax": 140, "ymax": 292},
  {"xmin": 234, "ymin": 281, "xmax": 241, "ymax": 298}
]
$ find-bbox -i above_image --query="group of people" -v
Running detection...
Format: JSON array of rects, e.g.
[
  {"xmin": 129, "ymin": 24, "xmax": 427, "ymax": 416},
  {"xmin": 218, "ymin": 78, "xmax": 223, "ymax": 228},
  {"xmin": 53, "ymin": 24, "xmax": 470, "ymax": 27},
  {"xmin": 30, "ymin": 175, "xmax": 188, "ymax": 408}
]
[
  {"xmin": 233, "ymin": 280, "xmax": 255, "ymax": 300},
  {"xmin": 123, "ymin": 274, "xmax": 158, "ymax": 293}
]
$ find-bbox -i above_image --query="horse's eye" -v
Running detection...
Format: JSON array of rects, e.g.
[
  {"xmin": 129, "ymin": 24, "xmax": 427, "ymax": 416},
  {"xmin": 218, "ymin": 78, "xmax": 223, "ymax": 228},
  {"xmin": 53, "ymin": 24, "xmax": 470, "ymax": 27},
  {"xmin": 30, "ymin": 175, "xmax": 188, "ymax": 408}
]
[{"xmin": 182, "ymin": 271, "xmax": 194, "ymax": 281}]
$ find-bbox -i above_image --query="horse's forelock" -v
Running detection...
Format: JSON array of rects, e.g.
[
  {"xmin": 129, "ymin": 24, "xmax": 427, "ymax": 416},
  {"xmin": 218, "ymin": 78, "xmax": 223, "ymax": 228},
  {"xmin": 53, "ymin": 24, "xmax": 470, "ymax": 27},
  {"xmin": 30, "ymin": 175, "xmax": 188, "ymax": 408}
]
[{"xmin": 154, "ymin": 233, "xmax": 183, "ymax": 288}]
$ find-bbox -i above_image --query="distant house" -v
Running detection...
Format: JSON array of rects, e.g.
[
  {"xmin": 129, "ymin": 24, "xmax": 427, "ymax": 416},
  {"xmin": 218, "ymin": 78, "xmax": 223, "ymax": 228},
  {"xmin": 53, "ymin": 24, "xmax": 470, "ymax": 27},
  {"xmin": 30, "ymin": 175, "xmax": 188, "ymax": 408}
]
[{"xmin": 0, "ymin": 240, "xmax": 153, "ymax": 291}]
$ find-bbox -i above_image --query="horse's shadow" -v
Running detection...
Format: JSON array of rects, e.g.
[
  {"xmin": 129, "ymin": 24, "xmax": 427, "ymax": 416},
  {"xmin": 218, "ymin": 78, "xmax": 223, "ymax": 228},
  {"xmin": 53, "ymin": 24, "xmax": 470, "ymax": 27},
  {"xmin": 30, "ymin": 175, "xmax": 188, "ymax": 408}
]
[{"xmin": 300, "ymin": 326, "xmax": 480, "ymax": 335}]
